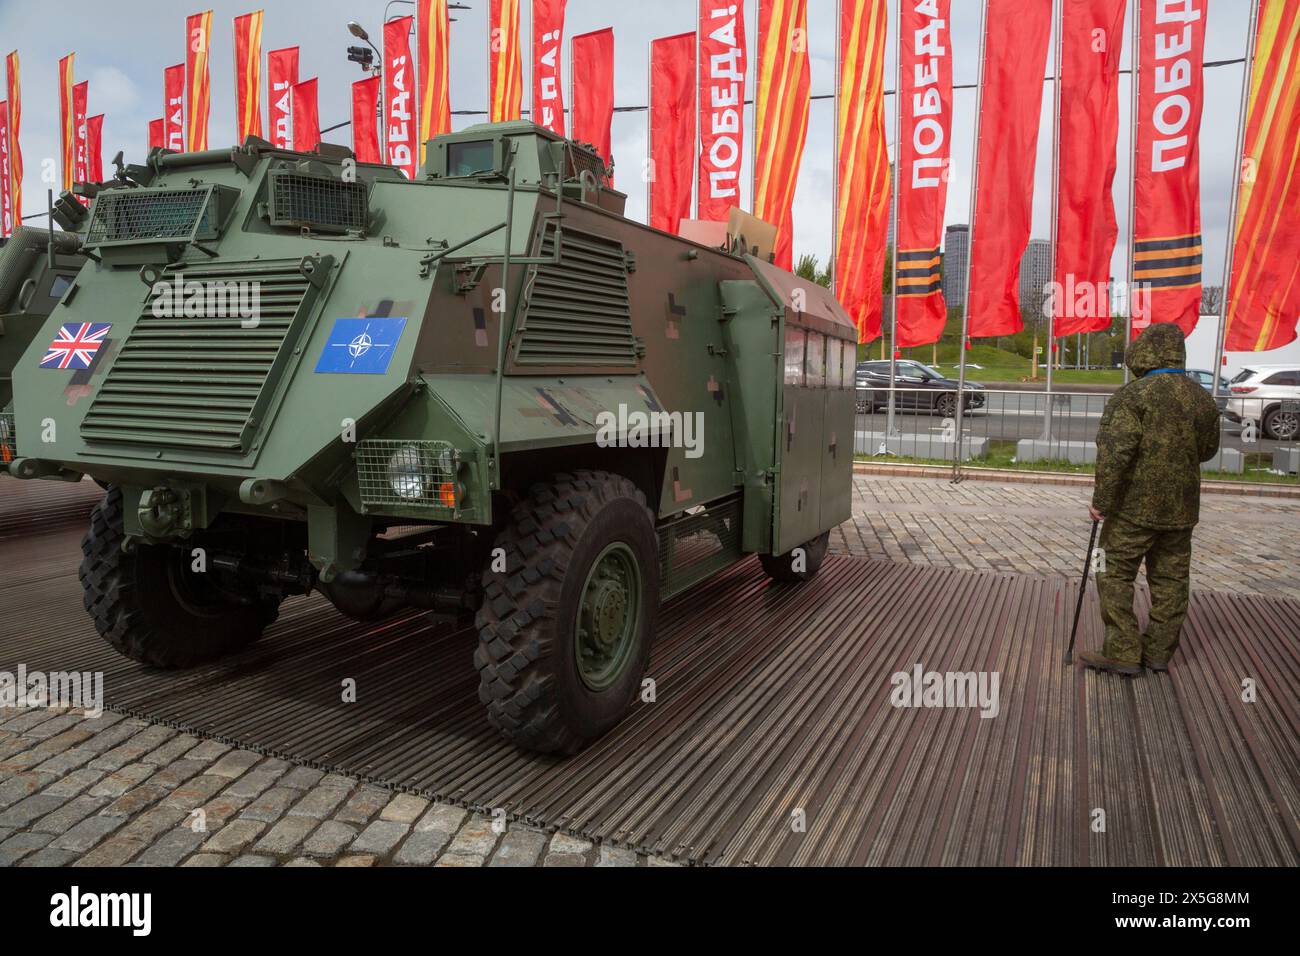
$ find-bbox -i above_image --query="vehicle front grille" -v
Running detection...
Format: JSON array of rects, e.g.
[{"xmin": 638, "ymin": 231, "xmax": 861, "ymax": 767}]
[
  {"xmin": 269, "ymin": 171, "xmax": 368, "ymax": 234},
  {"xmin": 0, "ymin": 411, "xmax": 15, "ymax": 463},
  {"xmin": 514, "ymin": 225, "xmax": 638, "ymax": 368},
  {"xmin": 85, "ymin": 188, "xmax": 218, "ymax": 245},
  {"xmin": 80, "ymin": 259, "xmax": 318, "ymax": 454}
]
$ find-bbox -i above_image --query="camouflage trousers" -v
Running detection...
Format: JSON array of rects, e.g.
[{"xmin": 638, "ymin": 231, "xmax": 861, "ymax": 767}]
[{"xmin": 1095, "ymin": 515, "xmax": 1195, "ymax": 665}]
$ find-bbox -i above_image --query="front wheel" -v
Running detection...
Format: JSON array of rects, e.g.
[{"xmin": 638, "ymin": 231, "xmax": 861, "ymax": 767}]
[
  {"xmin": 79, "ymin": 487, "xmax": 280, "ymax": 668},
  {"xmin": 760, "ymin": 531, "xmax": 830, "ymax": 583},
  {"xmin": 935, "ymin": 393, "xmax": 957, "ymax": 417},
  {"xmin": 1263, "ymin": 405, "xmax": 1299, "ymax": 441},
  {"xmin": 474, "ymin": 470, "xmax": 659, "ymax": 755}
]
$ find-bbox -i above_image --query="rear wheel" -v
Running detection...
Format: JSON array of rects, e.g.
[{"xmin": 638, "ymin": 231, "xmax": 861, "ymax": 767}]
[
  {"xmin": 759, "ymin": 531, "xmax": 830, "ymax": 583},
  {"xmin": 1263, "ymin": 405, "xmax": 1299, "ymax": 441},
  {"xmin": 474, "ymin": 470, "xmax": 658, "ymax": 755},
  {"xmin": 79, "ymin": 486, "xmax": 280, "ymax": 668}
]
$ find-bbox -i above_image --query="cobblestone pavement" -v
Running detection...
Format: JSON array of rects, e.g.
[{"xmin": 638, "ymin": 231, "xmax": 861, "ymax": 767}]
[
  {"xmin": 0, "ymin": 709, "xmax": 676, "ymax": 868},
  {"xmin": 833, "ymin": 474, "xmax": 1300, "ymax": 599},
  {"xmin": 4, "ymin": 473, "xmax": 1295, "ymax": 868}
]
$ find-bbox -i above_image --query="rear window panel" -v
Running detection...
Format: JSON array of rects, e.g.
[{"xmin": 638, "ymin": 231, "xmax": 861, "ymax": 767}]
[
  {"xmin": 784, "ymin": 328, "xmax": 805, "ymax": 385},
  {"xmin": 806, "ymin": 333, "xmax": 826, "ymax": 387}
]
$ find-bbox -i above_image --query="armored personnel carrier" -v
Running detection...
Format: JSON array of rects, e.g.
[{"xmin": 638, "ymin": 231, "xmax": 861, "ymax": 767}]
[
  {"xmin": 1, "ymin": 227, "xmax": 83, "ymax": 463},
  {"xmin": 8, "ymin": 122, "xmax": 858, "ymax": 753}
]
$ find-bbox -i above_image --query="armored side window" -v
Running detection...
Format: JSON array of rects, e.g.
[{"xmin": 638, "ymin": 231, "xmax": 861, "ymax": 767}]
[
  {"xmin": 827, "ymin": 338, "xmax": 843, "ymax": 389},
  {"xmin": 447, "ymin": 139, "xmax": 497, "ymax": 177},
  {"xmin": 842, "ymin": 342, "xmax": 856, "ymax": 388},
  {"xmin": 784, "ymin": 328, "xmax": 805, "ymax": 386},
  {"xmin": 806, "ymin": 332, "xmax": 826, "ymax": 388}
]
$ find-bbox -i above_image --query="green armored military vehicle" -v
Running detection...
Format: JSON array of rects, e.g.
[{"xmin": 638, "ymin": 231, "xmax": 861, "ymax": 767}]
[
  {"xmin": 1, "ymin": 227, "xmax": 84, "ymax": 463},
  {"xmin": 9, "ymin": 122, "xmax": 858, "ymax": 753}
]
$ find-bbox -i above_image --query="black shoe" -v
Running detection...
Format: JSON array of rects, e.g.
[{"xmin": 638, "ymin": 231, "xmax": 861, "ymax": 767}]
[
  {"xmin": 1141, "ymin": 655, "xmax": 1170, "ymax": 673},
  {"xmin": 1078, "ymin": 650, "xmax": 1143, "ymax": 677}
]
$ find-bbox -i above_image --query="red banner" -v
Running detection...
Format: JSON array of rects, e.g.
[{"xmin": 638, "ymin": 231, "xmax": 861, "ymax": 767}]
[
  {"xmin": 895, "ymin": 0, "xmax": 952, "ymax": 348},
  {"xmin": 234, "ymin": 11, "xmax": 263, "ymax": 143},
  {"xmin": 267, "ymin": 47, "xmax": 297, "ymax": 150},
  {"xmin": 352, "ymin": 76, "xmax": 382, "ymax": 164},
  {"xmin": 532, "ymin": 0, "xmax": 566, "ymax": 135},
  {"xmin": 697, "ymin": 0, "xmax": 746, "ymax": 222},
  {"xmin": 836, "ymin": 0, "xmax": 890, "ymax": 345},
  {"xmin": 489, "ymin": 0, "xmax": 523, "ymax": 122},
  {"xmin": 572, "ymin": 28, "xmax": 614, "ymax": 167},
  {"xmin": 966, "ymin": 0, "xmax": 1052, "ymax": 338},
  {"xmin": 1225, "ymin": 0, "xmax": 1300, "ymax": 351},
  {"xmin": 164, "ymin": 64, "xmax": 185, "ymax": 152},
  {"xmin": 1131, "ymin": 0, "xmax": 1207, "ymax": 338},
  {"xmin": 754, "ymin": 0, "xmax": 810, "ymax": 271},
  {"xmin": 73, "ymin": 81, "xmax": 88, "ymax": 197},
  {"xmin": 149, "ymin": 118, "xmax": 165, "ymax": 151},
  {"xmin": 186, "ymin": 11, "xmax": 213, "ymax": 152},
  {"xmin": 86, "ymin": 113, "xmax": 103, "ymax": 183},
  {"xmin": 291, "ymin": 78, "xmax": 318, "ymax": 153},
  {"xmin": 6, "ymin": 52, "xmax": 22, "ymax": 226},
  {"xmin": 1053, "ymin": 0, "xmax": 1125, "ymax": 337},
  {"xmin": 418, "ymin": 0, "xmax": 451, "ymax": 169},
  {"xmin": 58, "ymin": 54, "xmax": 74, "ymax": 191},
  {"xmin": 0, "ymin": 100, "xmax": 11, "ymax": 237},
  {"xmin": 649, "ymin": 32, "xmax": 696, "ymax": 235},
  {"xmin": 385, "ymin": 15, "xmax": 417, "ymax": 177}
]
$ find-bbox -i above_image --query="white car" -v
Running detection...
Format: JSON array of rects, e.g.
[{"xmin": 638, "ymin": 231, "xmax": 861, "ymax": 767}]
[{"xmin": 1224, "ymin": 365, "xmax": 1300, "ymax": 441}]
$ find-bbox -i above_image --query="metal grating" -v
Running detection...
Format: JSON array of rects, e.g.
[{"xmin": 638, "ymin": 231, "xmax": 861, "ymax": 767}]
[
  {"xmin": 0, "ymin": 410, "xmax": 14, "ymax": 463},
  {"xmin": 269, "ymin": 172, "xmax": 368, "ymax": 234},
  {"xmin": 356, "ymin": 439, "xmax": 458, "ymax": 512},
  {"xmin": 514, "ymin": 226, "xmax": 638, "ymax": 368},
  {"xmin": 85, "ymin": 189, "xmax": 215, "ymax": 245},
  {"xmin": 566, "ymin": 143, "xmax": 608, "ymax": 185},
  {"xmin": 657, "ymin": 496, "xmax": 743, "ymax": 599},
  {"xmin": 80, "ymin": 260, "xmax": 315, "ymax": 453},
  {"xmin": 5, "ymin": 476, "xmax": 1298, "ymax": 868}
]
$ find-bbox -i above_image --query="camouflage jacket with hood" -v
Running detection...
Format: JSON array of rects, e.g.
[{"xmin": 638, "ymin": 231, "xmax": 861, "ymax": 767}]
[{"xmin": 1092, "ymin": 323, "xmax": 1221, "ymax": 530}]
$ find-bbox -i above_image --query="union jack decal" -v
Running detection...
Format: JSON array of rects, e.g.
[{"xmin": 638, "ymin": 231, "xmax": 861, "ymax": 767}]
[{"xmin": 40, "ymin": 322, "xmax": 111, "ymax": 370}]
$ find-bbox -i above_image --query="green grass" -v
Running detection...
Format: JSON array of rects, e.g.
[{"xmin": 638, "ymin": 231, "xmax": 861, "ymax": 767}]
[
  {"xmin": 858, "ymin": 341, "xmax": 1125, "ymax": 387},
  {"xmin": 855, "ymin": 446, "xmax": 1299, "ymax": 486}
]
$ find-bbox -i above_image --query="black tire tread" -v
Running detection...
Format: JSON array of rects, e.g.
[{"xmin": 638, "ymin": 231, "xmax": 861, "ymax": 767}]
[{"xmin": 473, "ymin": 469, "xmax": 652, "ymax": 755}]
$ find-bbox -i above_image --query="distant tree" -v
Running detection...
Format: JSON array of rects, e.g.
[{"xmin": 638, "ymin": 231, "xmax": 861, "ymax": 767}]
[{"xmin": 794, "ymin": 254, "xmax": 832, "ymax": 288}]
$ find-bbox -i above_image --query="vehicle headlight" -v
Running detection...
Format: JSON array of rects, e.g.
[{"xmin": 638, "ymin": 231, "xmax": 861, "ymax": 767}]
[{"xmin": 387, "ymin": 445, "xmax": 426, "ymax": 500}]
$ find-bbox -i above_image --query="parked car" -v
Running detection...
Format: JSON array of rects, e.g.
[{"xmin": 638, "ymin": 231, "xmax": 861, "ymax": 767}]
[
  {"xmin": 855, "ymin": 360, "xmax": 987, "ymax": 415},
  {"xmin": 1185, "ymin": 368, "xmax": 1231, "ymax": 411},
  {"xmin": 1223, "ymin": 365, "xmax": 1300, "ymax": 441}
]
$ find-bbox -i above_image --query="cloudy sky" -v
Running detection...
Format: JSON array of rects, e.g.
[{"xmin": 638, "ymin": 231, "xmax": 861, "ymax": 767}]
[{"xmin": 1, "ymin": 0, "xmax": 1254, "ymax": 285}]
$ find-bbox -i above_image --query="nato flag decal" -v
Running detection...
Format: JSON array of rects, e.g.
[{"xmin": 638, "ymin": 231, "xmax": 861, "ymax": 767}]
[{"xmin": 315, "ymin": 317, "xmax": 408, "ymax": 374}]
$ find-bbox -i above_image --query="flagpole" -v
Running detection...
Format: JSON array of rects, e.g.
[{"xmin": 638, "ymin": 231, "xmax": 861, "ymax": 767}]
[
  {"xmin": 749, "ymin": 0, "xmax": 758, "ymax": 218},
  {"xmin": 1042, "ymin": 0, "xmax": 1063, "ymax": 441},
  {"xmin": 953, "ymin": 0, "xmax": 989, "ymax": 481},
  {"xmin": 646, "ymin": 39, "xmax": 652, "ymax": 225},
  {"xmin": 886, "ymin": 0, "xmax": 902, "ymax": 440},
  {"xmin": 694, "ymin": 0, "xmax": 702, "ymax": 220},
  {"xmin": 831, "ymin": 0, "xmax": 840, "ymax": 298},
  {"xmin": 1123, "ymin": 0, "xmax": 1140, "ymax": 384},
  {"xmin": 1211, "ymin": 0, "xmax": 1260, "ymax": 399}
]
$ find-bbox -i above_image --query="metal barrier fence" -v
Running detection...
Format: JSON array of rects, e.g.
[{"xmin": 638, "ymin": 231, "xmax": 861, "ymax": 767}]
[{"xmin": 853, "ymin": 385, "xmax": 1300, "ymax": 486}]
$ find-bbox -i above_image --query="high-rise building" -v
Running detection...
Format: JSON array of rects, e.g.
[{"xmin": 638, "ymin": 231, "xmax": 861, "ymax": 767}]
[
  {"xmin": 1019, "ymin": 238, "xmax": 1053, "ymax": 320},
  {"xmin": 942, "ymin": 224, "xmax": 969, "ymax": 308}
]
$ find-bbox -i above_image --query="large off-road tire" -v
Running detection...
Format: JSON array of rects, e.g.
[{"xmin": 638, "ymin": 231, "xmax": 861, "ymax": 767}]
[
  {"xmin": 79, "ymin": 486, "xmax": 280, "ymax": 668},
  {"xmin": 759, "ymin": 531, "xmax": 830, "ymax": 583},
  {"xmin": 474, "ymin": 470, "xmax": 659, "ymax": 755}
]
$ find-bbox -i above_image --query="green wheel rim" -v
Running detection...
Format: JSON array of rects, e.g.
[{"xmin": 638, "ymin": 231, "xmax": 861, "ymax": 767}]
[{"xmin": 575, "ymin": 541, "xmax": 643, "ymax": 691}]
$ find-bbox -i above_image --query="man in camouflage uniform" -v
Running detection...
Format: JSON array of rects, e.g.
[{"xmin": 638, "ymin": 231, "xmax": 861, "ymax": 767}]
[{"xmin": 1081, "ymin": 322, "xmax": 1221, "ymax": 676}]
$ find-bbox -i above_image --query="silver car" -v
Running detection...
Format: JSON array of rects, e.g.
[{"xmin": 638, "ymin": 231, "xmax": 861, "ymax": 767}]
[{"xmin": 1224, "ymin": 365, "xmax": 1300, "ymax": 441}]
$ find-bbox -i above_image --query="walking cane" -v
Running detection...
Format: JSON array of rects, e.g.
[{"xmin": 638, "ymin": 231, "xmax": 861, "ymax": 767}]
[{"xmin": 1064, "ymin": 519, "xmax": 1101, "ymax": 666}]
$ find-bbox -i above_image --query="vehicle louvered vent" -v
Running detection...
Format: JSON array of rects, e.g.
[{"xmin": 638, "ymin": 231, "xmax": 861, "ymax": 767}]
[
  {"xmin": 269, "ymin": 171, "xmax": 368, "ymax": 233},
  {"xmin": 514, "ymin": 227, "xmax": 637, "ymax": 368},
  {"xmin": 80, "ymin": 259, "xmax": 317, "ymax": 454},
  {"xmin": 85, "ymin": 189, "xmax": 216, "ymax": 245}
]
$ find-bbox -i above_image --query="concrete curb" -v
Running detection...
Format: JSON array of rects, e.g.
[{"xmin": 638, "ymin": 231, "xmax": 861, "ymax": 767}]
[{"xmin": 852, "ymin": 460, "xmax": 1300, "ymax": 499}]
